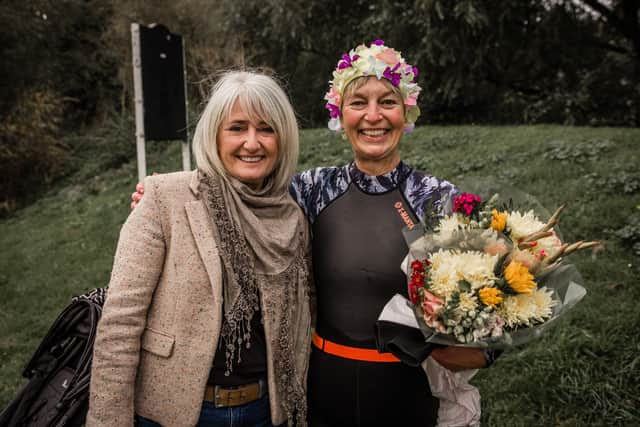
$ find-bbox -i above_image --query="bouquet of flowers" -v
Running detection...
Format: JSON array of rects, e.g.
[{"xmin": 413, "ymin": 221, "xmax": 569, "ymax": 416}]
[{"xmin": 403, "ymin": 191, "xmax": 599, "ymax": 347}]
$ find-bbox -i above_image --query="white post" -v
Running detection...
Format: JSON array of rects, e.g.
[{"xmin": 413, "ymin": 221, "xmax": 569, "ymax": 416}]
[
  {"xmin": 181, "ymin": 35, "xmax": 191, "ymax": 171},
  {"xmin": 131, "ymin": 23, "xmax": 147, "ymax": 182}
]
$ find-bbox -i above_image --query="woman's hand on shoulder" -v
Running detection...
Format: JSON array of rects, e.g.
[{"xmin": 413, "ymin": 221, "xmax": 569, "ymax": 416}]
[
  {"xmin": 130, "ymin": 182, "xmax": 144, "ymax": 210},
  {"xmin": 130, "ymin": 172, "xmax": 157, "ymax": 210}
]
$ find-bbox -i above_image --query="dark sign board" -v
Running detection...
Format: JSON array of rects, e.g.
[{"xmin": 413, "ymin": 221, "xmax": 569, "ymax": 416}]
[{"xmin": 139, "ymin": 24, "xmax": 187, "ymax": 141}]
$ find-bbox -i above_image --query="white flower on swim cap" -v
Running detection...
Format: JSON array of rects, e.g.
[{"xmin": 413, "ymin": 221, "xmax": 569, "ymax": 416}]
[{"xmin": 324, "ymin": 39, "xmax": 422, "ymax": 133}]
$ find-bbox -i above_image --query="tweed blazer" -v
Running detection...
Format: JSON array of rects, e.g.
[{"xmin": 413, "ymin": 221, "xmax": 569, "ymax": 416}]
[{"xmin": 87, "ymin": 171, "xmax": 311, "ymax": 427}]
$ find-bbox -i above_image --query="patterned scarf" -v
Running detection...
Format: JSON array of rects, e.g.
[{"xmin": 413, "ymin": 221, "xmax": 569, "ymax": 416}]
[{"xmin": 199, "ymin": 170, "xmax": 309, "ymax": 425}]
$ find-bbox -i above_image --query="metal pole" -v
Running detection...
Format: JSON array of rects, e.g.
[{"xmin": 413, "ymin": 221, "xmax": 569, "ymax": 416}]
[
  {"xmin": 181, "ymin": 35, "xmax": 191, "ymax": 171},
  {"xmin": 131, "ymin": 23, "xmax": 147, "ymax": 182}
]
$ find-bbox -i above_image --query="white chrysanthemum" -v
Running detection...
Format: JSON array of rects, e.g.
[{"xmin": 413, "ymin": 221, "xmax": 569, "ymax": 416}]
[
  {"xmin": 428, "ymin": 250, "xmax": 498, "ymax": 299},
  {"xmin": 458, "ymin": 292, "xmax": 479, "ymax": 312},
  {"xmin": 507, "ymin": 210, "xmax": 545, "ymax": 241},
  {"xmin": 434, "ymin": 214, "xmax": 470, "ymax": 244},
  {"xmin": 498, "ymin": 294, "xmax": 538, "ymax": 328},
  {"xmin": 530, "ymin": 287, "xmax": 556, "ymax": 322},
  {"xmin": 457, "ymin": 251, "xmax": 498, "ymax": 289},
  {"xmin": 428, "ymin": 250, "xmax": 459, "ymax": 299}
]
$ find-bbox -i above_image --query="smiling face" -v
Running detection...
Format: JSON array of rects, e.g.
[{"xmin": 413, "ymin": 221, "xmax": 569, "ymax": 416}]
[
  {"xmin": 217, "ymin": 100, "xmax": 279, "ymax": 189},
  {"xmin": 341, "ymin": 77, "xmax": 406, "ymax": 174}
]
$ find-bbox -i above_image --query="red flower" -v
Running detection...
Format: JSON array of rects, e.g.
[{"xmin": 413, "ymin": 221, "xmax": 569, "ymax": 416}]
[
  {"xmin": 408, "ymin": 283, "xmax": 419, "ymax": 304},
  {"xmin": 412, "ymin": 273, "xmax": 424, "ymax": 286},
  {"xmin": 453, "ymin": 192, "xmax": 482, "ymax": 217},
  {"xmin": 409, "ymin": 259, "xmax": 430, "ymax": 304}
]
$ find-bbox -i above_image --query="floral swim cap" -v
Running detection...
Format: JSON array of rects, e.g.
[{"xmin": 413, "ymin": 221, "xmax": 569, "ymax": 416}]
[{"xmin": 324, "ymin": 39, "xmax": 422, "ymax": 133}]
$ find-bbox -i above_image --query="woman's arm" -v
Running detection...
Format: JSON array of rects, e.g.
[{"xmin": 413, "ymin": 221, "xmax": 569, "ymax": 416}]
[
  {"xmin": 430, "ymin": 346, "xmax": 488, "ymax": 371},
  {"xmin": 87, "ymin": 176, "xmax": 166, "ymax": 426}
]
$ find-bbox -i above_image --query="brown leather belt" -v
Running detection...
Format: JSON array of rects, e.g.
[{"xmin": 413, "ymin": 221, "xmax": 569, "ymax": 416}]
[{"xmin": 204, "ymin": 380, "xmax": 266, "ymax": 408}]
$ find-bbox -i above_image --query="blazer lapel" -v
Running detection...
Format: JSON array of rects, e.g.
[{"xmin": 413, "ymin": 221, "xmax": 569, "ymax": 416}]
[{"xmin": 185, "ymin": 174, "xmax": 223, "ymax": 302}]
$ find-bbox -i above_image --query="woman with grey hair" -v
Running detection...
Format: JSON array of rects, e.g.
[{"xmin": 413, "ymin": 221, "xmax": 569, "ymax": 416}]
[{"xmin": 88, "ymin": 70, "xmax": 311, "ymax": 427}]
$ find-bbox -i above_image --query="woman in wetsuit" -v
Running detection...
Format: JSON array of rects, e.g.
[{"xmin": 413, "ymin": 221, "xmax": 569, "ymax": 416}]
[{"xmin": 289, "ymin": 40, "xmax": 491, "ymax": 426}]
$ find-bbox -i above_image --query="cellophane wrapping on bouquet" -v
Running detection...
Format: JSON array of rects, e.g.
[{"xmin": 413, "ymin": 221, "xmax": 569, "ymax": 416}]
[{"xmin": 401, "ymin": 183, "xmax": 597, "ymax": 348}]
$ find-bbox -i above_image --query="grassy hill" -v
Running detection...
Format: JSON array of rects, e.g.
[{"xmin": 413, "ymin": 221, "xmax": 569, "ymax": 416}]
[{"xmin": 1, "ymin": 125, "xmax": 639, "ymax": 425}]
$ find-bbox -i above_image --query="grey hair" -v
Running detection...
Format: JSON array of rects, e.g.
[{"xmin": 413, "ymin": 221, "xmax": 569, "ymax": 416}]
[{"xmin": 192, "ymin": 70, "xmax": 299, "ymax": 191}]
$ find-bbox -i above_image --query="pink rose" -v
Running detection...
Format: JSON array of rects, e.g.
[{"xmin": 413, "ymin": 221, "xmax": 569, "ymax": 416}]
[
  {"xmin": 376, "ymin": 48, "xmax": 399, "ymax": 65},
  {"xmin": 484, "ymin": 240, "xmax": 508, "ymax": 256},
  {"xmin": 327, "ymin": 87, "xmax": 341, "ymax": 105},
  {"xmin": 405, "ymin": 94, "xmax": 418, "ymax": 106},
  {"xmin": 421, "ymin": 290, "xmax": 444, "ymax": 331}
]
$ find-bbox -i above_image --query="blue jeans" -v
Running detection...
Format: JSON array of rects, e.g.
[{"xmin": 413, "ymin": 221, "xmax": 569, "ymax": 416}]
[{"xmin": 135, "ymin": 394, "xmax": 279, "ymax": 427}]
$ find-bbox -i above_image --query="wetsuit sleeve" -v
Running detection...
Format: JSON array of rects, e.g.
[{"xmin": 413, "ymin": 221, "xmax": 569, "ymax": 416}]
[
  {"xmin": 290, "ymin": 166, "xmax": 349, "ymax": 225},
  {"xmin": 438, "ymin": 179, "xmax": 460, "ymax": 210},
  {"xmin": 403, "ymin": 171, "xmax": 460, "ymax": 222},
  {"xmin": 290, "ymin": 170, "xmax": 314, "ymax": 219}
]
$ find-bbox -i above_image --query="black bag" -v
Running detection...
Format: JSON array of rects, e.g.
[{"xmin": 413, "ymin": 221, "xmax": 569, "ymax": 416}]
[{"xmin": 0, "ymin": 288, "xmax": 107, "ymax": 427}]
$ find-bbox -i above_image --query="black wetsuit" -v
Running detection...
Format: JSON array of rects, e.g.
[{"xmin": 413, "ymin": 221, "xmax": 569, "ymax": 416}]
[{"xmin": 291, "ymin": 162, "xmax": 458, "ymax": 426}]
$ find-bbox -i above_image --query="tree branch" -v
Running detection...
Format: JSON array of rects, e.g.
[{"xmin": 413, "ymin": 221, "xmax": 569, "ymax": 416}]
[
  {"xmin": 578, "ymin": 0, "xmax": 617, "ymax": 23},
  {"xmin": 578, "ymin": 0, "xmax": 637, "ymax": 41},
  {"xmin": 580, "ymin": 34, "xmax": 631, "ymax": 54}
]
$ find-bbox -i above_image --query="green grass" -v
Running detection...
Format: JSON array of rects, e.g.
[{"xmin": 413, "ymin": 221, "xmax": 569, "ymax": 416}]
[{"xmin": 1, "ymin": 125, "xmax": 639, "ymax": 425}]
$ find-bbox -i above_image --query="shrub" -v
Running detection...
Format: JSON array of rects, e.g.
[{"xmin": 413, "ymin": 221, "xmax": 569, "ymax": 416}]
[{"xmin": 0, "ymin": 86, "xmax": 69, "ymax": 214}]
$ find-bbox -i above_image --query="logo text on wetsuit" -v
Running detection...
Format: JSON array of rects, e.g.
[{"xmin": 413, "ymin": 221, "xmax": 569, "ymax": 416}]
[{"xmin": 394, "ymin": 201, "xmax": 415, "ymax": 230}]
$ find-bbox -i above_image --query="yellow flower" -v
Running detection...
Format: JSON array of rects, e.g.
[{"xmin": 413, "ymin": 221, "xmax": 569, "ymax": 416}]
[
  {"xmin": 491, "ymin": 209, "xmax": 508, "ymax": 232},
  {"xmin": 479, "ymin": 287, "xmax": 503, "ymax": 307},
  {"xmin": 504, "ymin": 261, "xmax": 536, "ymax": 294}
]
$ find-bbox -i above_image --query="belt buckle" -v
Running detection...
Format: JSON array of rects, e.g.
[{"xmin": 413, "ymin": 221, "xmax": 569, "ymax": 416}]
[{"xmin": 213, "ymin": 382, "xmax": 261, "ymax": 408}]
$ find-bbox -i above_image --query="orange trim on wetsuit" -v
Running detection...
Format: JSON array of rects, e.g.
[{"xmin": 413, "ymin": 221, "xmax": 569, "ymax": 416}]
[{"xmin": 312, "ymin": 332, "xmax": 400, "ymax": 363}]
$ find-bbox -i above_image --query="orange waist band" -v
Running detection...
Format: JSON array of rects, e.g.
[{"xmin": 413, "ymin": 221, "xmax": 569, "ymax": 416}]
[{"xmin": 312, "ymin": 331, "xmax": 400, "ymax": 363}]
